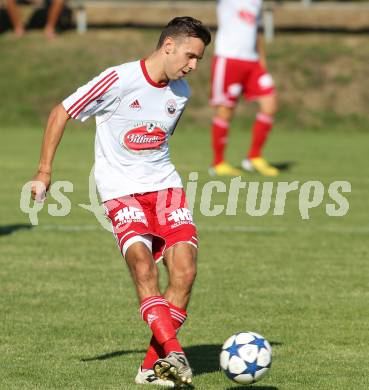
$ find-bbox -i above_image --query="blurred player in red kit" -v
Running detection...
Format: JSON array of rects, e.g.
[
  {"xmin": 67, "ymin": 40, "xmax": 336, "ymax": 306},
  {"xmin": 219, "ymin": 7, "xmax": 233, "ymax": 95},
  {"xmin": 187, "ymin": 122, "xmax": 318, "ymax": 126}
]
[{"xmin": 209, "ymin": 0, "xmax": 279, "ymax": 177}]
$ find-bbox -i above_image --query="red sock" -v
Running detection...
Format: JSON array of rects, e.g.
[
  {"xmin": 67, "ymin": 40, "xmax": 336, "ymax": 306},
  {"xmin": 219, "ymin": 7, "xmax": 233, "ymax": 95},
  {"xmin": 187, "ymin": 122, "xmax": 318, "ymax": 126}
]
[
  {"xmin": 140, "ymin": 296, "xmax": 183, "ymax": 358},
  {"xmin": 248, "ymin": 113, "xmax": 273, "ymax": 159},
  {"xmin": 211, "ymin": 117, "xmax": 229, "ymax": 166},
  {"xmin": 141, "ymin": 301, "xmax": 187, "ymax": 370},
  {"xmin": 168, "ymin": 302, "xmax": 187, "ymax": 331}
]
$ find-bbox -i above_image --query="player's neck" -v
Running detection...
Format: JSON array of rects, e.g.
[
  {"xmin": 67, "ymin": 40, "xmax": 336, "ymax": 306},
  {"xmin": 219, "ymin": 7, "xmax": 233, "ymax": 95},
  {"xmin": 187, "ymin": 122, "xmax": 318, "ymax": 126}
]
[{"xmin": 144, "ymin": 53, "xmax": 169, "ymax": 85}]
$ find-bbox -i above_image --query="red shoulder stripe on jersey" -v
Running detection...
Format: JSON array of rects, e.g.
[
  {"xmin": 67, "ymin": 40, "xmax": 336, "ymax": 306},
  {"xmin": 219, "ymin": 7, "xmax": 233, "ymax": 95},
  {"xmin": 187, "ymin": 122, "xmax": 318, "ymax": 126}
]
[
  {"xmin": 69, "ymin": 72, "xmax": 118, "ymax": 117},
  {"xmin": 140, "ymin": 60, "xmax": 167, "ymax": 88},
  {"xmin": 71, "ymin": 75, "xmax": 119, "ymax": 118},
  {"xmin": 67, "ymin": 70, "xmax": 118, "ymax": 114},
  {"xmin": 70, "ymin": 75, "xmax": 119, "ymax": 118}
]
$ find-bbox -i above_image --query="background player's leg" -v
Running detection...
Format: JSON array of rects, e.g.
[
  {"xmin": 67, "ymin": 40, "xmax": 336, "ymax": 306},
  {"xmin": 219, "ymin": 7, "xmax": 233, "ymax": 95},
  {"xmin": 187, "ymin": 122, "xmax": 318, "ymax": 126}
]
[
  {"xmin": 210, "ymin": 105, "xmax": 241, "ymax": 176},
  {"xmin": 248, "ymin": 94, "xmax": 276, "ymax": 159},
  {"xmin": 243, "ymin": 94, "xmax": 279, "ymax": 176},
  {"xmin": 212, "ymin": 106, "xmax": 233, "ymax": 166}
]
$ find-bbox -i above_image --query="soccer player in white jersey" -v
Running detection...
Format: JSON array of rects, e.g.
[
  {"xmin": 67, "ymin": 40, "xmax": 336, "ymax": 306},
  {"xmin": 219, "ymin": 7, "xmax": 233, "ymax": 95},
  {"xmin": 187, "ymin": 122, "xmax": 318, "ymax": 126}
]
[
  {"xmin": 209, "ymin": 0, "xmax": 279, "ymax": 177},
  {"xmin": 31, "ymin": 17, "xmax": 211, "ymax": 387}
]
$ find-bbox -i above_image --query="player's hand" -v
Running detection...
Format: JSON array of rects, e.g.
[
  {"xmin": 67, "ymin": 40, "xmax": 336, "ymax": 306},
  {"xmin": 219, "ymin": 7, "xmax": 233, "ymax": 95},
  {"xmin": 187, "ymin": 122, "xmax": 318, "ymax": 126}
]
[{"xmin": 31, "ymin": 171, "xmax": 51, "ymax": 202}]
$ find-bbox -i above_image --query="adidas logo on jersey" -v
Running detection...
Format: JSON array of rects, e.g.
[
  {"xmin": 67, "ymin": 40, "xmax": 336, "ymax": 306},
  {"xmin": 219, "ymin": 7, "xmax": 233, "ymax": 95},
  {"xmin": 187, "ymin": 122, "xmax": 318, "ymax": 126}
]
[{"xmin": 129, "ymin": 99, "xmax": 142, "ymax": 110}]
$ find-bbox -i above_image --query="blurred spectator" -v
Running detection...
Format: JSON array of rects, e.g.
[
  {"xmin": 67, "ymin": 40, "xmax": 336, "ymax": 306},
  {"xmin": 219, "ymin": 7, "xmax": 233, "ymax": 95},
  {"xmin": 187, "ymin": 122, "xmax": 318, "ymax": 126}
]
[{"xmin": 6, "ymin": 0, "xmax": 64, "ymax": 38}]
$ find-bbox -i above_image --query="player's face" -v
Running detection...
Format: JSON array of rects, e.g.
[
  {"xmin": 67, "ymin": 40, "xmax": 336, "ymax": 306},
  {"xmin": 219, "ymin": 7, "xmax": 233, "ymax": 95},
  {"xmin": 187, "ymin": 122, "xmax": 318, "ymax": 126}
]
[{"xmin": 164, "ymin": 36, "xmax": 205, "ymax": 80}]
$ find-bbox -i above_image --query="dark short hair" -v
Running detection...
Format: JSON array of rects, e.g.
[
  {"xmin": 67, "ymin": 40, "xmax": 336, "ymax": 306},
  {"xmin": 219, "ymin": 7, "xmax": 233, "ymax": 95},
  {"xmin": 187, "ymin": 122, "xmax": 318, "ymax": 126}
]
[{"xmin": 157, "ymin": 16, "xmax": 211, "ymax": 48}]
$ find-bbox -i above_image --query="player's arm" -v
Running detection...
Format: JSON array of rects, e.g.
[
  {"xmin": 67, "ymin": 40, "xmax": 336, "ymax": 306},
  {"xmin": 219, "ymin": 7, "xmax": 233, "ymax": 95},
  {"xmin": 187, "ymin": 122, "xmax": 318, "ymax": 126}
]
[
  {"xmin": 31, "ymin": 67, "xmax": 120, "ymax": 201},
  {"xmin": 31, "ymin": 104, "xmax": 70, "ymax": 201},
  {"xmin": 256, "ymin": 32, "xmax": 267, "ymax": 69}
]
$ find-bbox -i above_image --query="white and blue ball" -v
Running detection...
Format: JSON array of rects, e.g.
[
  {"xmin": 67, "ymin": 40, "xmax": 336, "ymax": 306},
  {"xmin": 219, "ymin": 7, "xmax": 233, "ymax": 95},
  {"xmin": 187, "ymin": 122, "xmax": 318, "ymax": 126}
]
[{"xmin": 220, "ymin": 332, "xmax": 272, "ymax": 385}]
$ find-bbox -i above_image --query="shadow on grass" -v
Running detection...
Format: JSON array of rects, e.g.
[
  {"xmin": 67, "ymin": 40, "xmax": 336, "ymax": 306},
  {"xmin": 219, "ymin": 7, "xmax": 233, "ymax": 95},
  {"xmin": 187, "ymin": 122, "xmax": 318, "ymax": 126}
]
[
  {"xmin": 226, "ymin": 387, "xmax": 278, "ymax": 390},
  {"xmin": 269, "ymin": 341, "xmax": 283, "ymax": 346},
  {"xmin": 187, "ymin": 344, "xmax": 220, "ymax": 375},
  {"xmin": 187, "ymin": 342, "xmax": 282, "ymax": 376},
  {"xmin": 0, "ymin": 224, "xmax": 33, "ymax": 236},
  {"xmin": 271, "ymin": 161, "xmax": 296, "ymax": 171},
  {"xmin": 80, "ymin": 344, "xmax": 220, "ymax": 375},
  {"xmin": 80, "ymin": 341, "xmax": 282, "ymax": 377},
  {"xmin": 81, "ymin": 349, "xmax": 145, "ymax": 361},
  {"xmin": 236, "ymin": 161, "xmax": 295, "ymax": 173}
]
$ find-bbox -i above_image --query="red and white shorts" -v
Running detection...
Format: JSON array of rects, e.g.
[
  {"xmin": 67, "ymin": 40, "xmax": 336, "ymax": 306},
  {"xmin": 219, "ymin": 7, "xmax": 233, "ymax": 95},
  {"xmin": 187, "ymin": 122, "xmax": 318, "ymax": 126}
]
[
  {"xmin": 104, "ymin": 188, "xmax": 198, "ymax": 262},
  {"xmin": 210, "ymin": 56, "xmax": 275, "ymax": 107}
]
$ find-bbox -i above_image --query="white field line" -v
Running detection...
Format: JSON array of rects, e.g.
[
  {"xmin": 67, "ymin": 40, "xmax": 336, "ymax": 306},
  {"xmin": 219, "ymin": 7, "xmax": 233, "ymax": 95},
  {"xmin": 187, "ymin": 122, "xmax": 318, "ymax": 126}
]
[{"xmin": 30, "ymin": 224, "xmax": 369, "ymax": 234}]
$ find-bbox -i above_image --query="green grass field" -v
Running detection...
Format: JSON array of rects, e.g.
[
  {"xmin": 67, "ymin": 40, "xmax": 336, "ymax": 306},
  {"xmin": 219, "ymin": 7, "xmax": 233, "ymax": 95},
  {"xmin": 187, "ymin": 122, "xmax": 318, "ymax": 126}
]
[{"xmin": 1, "ymin": 30, "xmax": 369, "ymax": 389}]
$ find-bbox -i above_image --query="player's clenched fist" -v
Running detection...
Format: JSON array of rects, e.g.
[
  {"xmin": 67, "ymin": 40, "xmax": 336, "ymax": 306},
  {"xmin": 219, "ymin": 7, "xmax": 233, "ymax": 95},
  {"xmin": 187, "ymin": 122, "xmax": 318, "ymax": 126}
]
[{"xmin": 31, "ymin": 172, "xmax": 51, "ymax": 202}]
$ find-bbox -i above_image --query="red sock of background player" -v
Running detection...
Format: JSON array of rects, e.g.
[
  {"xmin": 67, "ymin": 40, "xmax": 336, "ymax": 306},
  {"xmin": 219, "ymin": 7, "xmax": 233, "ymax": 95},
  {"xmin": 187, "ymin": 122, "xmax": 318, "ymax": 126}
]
[
  {"xmin": 248, "ymin": 113, "xmax": 273, "ymax": 159},
  {"xmin": 211, "ymin": 117, "xmax": 230, "ymax": 165},
  {"xmin": 140, "ymin": 296, "xmax": 183, "ymax": 360},
  {"xmin": 141, "ymin": 301, "xmax": 187, "ymax": 370}
]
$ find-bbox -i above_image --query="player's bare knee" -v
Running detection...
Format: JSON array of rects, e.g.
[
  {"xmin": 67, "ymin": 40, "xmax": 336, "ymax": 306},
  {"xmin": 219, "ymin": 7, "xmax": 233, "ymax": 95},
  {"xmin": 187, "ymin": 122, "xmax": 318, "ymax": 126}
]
[
  {"xmin": 269, "ymin": 98, "xmax": 278, "ymax": 116},
  {"xmin": 126, "ymin": 243, "xmax": 157, "ymax": 280},
  {"xmin": 172, "ymin": 260, "xmax": 197, "ymax": 290},
  {"xmin": 260, "ymin": 95, "xmax": 278, "ymax": 116},
  {"xmin": 135, "ymin": 260, "xmax": 158, "ymax": 281},
  {"xmin": 184, "ymin": 264, "xmax": 197, "ymax": 289},
  {"xmin": 216, "ymin": 106, "xmax": 234, "ymax": 122},
  {"xmin": 182, "ymin": 262, "xmax": 197, "ymax": 285}
]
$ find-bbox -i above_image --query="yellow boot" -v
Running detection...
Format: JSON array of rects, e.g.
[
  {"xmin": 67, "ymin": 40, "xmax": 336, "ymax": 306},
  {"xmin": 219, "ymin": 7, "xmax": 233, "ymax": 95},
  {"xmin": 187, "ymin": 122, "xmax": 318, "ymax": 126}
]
[
  {"xmin": 209, "ymin": 161, "xmax": 242, "ymax": 177},
  {"xmin": 241, "ymin": 157, "xmax": 279, "ymax": 177}
]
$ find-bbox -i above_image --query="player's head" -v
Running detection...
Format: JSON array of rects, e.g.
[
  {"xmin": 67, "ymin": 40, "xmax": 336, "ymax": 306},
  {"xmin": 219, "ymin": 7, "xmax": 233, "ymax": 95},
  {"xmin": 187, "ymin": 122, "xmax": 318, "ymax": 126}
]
[{"xmin": 157, "ymin": 16, "xmax": 211, "ymax": 80}]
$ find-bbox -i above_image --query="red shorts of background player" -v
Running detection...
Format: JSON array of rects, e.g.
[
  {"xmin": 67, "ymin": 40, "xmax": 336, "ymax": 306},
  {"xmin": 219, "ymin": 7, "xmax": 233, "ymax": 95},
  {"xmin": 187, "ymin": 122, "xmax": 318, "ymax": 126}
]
[
  {"xmin": 210, "ymin": 56, "xmax": 275, "ymax": 107},
  {"xmin": 104, "ymin": 188, "xmax": 198, "ymax": 262}
]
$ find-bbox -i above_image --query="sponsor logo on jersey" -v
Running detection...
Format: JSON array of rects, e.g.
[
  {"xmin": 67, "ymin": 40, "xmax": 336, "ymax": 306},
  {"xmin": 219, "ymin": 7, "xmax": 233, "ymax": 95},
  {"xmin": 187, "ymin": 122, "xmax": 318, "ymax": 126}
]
[
  {"xmin": 165, "ymin": 99, "xmax": 177, "ymax": 117},
  {"xmin": 114, "ymin": 207, "xmax": 147, "ymax": 226},
  {"xmin": 238, "ymin": 10, "xmax": 256, "ymax": 25},
  {"xmin": 167, "ymin": 208, "xmax": 194, "ymax": 228},
  {"xmin": 122, "ymin": 122, "xmax": 166, "ymax": 151},
  {"xmin": 129, "ymin": 99, "xmax": 142, "ymax": 110}
]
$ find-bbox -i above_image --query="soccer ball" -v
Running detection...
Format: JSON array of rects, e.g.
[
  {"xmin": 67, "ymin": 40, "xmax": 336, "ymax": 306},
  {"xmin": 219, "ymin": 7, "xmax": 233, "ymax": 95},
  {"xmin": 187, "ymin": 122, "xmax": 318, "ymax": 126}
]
[{"xmin": 220, "ymin": 332, "xmax": 272, "ymax": 385}]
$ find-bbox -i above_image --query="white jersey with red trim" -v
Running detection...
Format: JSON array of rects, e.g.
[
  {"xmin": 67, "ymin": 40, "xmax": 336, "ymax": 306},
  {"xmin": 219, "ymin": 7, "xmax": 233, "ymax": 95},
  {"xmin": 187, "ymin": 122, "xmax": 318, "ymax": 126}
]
[
  {"xmin": 215, "ymin": 0, "xmax": 262, "ymax": 61},
  {"xmin": 62, "ymin": 60, "xmax": 190, "ymax": 202}
]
